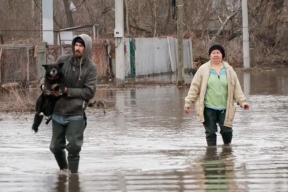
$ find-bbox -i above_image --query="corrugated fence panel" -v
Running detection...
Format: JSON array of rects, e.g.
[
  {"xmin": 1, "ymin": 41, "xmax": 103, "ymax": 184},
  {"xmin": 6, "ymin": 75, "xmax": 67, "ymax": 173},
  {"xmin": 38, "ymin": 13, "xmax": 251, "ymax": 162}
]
[
  {"xmin": 135, "ymin": 38, "xmax": 152, "ymax": 76},
  {"xmin": 167, "ymin": 37, "xmax": 177, "ymax": 72},
  {"xmin": 133, "ymin": 37, "xmax": 193, "ymax": 77},
  {"xmin": 167, "ymin": 38, "xmax": 193, "ymax": 72},
  {"xmin": 153, "ymin": 38, "xmax": 171, "ymax": 74},
  {"xmin": 183, "ymin": 39, "xmax": 193, "ymax": 69}
]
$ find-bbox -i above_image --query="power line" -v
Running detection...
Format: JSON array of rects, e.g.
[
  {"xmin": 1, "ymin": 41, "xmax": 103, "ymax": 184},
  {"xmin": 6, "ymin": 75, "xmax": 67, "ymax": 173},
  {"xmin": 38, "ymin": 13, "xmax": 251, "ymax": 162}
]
[
  {"xmin": 0, "ymin": 30, "xmax": 53, "ymax": 31},
  {"xmin": 0, "ymin": 29, "xmax": 90, "ymax": 32}
]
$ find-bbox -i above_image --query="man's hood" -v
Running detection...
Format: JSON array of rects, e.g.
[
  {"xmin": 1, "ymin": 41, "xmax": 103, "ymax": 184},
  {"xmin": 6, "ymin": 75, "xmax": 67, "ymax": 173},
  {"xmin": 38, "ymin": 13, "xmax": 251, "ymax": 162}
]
[{"xmin": 72, "ymin": 34, "xmax": 92, "ymax": 60}]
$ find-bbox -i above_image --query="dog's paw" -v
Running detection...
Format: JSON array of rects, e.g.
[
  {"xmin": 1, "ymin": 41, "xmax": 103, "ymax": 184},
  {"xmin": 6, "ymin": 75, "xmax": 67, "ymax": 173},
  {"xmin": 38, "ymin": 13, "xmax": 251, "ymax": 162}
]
[
  {"xmin": 45, "ymin": 90, "xmax": 51, "ymax": 95},
  {"xmin": 32, "ymin": 126, "xmax": 38, "ymax": 133},
  {"xmin": 58, "ymin": 89, "xmax": 63, "ymax": 95}
]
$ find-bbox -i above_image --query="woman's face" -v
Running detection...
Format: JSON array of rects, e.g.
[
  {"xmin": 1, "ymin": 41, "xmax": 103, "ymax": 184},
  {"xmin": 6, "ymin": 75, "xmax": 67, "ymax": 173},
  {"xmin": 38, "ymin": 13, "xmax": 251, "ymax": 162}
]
[{"xmin": 210, "ymin": 49, "xmax": 222, "ymax": 62}]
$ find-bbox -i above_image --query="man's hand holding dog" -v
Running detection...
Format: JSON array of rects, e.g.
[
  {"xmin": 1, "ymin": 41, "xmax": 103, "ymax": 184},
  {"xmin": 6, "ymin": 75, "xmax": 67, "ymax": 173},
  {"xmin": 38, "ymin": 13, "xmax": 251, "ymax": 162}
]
[
  {"xmin": 51, "ymin": 87, "xmax": 67, "ymax": 97},
  {"xmin": 42, "ymin": 84, "xmax": 67, "ymax": 97}
]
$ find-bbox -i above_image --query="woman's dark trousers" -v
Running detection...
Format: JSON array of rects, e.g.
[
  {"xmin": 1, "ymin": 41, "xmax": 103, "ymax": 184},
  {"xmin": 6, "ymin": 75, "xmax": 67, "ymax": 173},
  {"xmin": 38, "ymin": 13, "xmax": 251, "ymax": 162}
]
[{"xmin": 203, "ymin": 107, "xmax": 233, "ymax": 146}]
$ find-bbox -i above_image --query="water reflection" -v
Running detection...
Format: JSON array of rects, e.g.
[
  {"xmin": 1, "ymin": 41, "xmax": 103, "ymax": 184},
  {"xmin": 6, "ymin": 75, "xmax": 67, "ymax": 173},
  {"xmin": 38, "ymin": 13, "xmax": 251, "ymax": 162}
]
[
  {"xmin": 243, "ymin": 72, "xmax": 250, "ymax": 96},
  {"xmin": 239, "ymin": 68, "xmax": 288, "ymax": 95},
  {"xmin": 1, "ymin": 69, "xmax": 288, "ymax": 191},
  {"xmin": 68, "ymin": 175, "xmax": 81, "ymax": 192},
  {"xmin": 201, "ymin": 146, "xmax": 236, "ymax": 192},
  {"xmin": 53, "ymin": 175, "xmax": 68, "ymax": 192}
]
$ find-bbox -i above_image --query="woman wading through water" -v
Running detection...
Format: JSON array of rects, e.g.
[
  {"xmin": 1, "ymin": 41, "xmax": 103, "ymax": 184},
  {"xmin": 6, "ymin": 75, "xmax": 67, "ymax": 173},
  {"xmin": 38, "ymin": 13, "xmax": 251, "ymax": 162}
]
[{"xmin": 184, "ymin": 44, "xmax": 250, "ymax": 146}]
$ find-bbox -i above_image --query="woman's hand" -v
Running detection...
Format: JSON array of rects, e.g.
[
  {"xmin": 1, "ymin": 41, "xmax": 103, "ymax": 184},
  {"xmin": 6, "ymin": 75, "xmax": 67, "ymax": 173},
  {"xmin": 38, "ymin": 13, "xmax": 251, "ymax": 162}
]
[
  {"xmin": 184, "ymin": 107, "xmax": 190, "ymax": 114},
  {"xmin": 243, "ymin": 104, "xmax": 250, "ymax": 110}
]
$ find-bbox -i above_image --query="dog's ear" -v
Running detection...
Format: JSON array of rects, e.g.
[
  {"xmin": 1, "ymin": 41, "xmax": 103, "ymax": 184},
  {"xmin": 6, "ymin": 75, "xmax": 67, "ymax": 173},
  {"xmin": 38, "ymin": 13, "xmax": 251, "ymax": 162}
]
[
  {"xmin": 58, "ymin": 63, "xmax": 64, "ymax": 68},
  {"xmin": 42, "ymin": 64, "xmax": 48, "ymax": 69}
]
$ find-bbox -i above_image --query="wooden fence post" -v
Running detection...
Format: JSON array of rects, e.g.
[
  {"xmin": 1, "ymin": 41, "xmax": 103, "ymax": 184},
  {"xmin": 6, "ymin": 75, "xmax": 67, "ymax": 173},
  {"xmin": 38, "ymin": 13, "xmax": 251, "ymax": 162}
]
[{"xmin": 36, "ymin": 42, "xmax": 47, "ymax": 79}]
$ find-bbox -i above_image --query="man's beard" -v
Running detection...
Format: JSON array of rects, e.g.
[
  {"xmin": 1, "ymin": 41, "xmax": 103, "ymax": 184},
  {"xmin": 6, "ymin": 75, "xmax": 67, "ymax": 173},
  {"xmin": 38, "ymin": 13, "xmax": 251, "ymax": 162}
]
[{"xmin": 75, "ymin": 52, "xmax": 82, "ymax": 58}]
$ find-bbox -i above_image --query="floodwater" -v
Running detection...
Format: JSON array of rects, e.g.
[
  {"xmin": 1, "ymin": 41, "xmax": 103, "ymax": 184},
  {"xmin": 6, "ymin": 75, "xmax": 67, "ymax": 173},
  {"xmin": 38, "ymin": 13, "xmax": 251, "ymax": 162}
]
[{"xmin": 1, "ymin": 68, "xmax": 288, "ymax": 192}]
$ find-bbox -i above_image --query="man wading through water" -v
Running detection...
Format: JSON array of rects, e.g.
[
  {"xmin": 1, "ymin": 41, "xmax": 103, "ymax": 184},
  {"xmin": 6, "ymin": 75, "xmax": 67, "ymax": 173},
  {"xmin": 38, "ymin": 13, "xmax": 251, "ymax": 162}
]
[
  {"xmin": 40, "ymin": 34, "xmax": 97, "ymax": 174},
  {"xmin": 184, "ymin": 44, "xmax": 250, "ymax": 146}
]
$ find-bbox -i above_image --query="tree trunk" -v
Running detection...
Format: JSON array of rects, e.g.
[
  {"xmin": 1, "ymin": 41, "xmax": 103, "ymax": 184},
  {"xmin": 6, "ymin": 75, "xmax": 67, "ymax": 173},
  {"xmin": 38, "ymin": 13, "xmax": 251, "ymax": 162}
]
[
  {"xmin": 147, "ymin": 0, "xmax": 157, "ymax": 37},
  {"xmin": 63, "ymin": 0, "xmax": 75, "ymax": 27},
  {"xmin": 177, "ymin": 0, "xmax": 184, "ymax": 86},
  {"xmin": 162, "ymin": 0, "xmax": 171, "ymax": 35},
  {"xmin": 124, "ymin": 0, "xmax": 130, "ymax": 36}
]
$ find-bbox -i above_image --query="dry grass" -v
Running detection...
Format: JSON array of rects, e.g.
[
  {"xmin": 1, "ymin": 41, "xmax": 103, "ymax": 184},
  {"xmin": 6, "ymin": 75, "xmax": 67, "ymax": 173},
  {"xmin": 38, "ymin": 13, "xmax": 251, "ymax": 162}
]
[
  {"xmin": 191, "ymin": 35, "xmax": 288, "ymax": 68},
  {"xmin": 0, "ymin": 88, "xmax": 37, "ymax": 112},
  {"xmin": 0, "ymin": 87, "xmax": 117, "ymax": 113},
  {"xmin": 0, "ymin": 80, "xmax": 186, "ymax": 112},
  {"xmin": 191, "ymin": 37, "xmax": 243, "ymax": 67},
  {"xmin": 97, "ymin": 80, "xmax": 191, "ymax": 89}
]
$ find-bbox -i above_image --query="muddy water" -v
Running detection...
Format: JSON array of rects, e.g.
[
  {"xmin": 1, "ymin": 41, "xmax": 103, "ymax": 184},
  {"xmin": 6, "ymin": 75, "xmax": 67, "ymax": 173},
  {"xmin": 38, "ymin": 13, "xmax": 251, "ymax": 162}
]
[{"xmin": 1, "ymin": 69, "xmax": 288, "ymax": 191}]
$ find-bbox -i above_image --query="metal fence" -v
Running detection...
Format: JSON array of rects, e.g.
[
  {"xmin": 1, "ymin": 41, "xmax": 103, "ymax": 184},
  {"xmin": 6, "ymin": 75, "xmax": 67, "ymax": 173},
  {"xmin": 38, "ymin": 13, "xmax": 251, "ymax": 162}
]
[
  {"xmin": 123, "ymin": 37, "xmax": 193, "ymax": 77},
  {"xmin": 0, "ymin": 44, "xmax": 37, "ymax": 84},
  {"xmin": 0, "ymin": 41, "xmax": 110, "ymax": 86},
  {"xmin": 0, "ymin": 37, "xmax": 193, "ymax": 85}
]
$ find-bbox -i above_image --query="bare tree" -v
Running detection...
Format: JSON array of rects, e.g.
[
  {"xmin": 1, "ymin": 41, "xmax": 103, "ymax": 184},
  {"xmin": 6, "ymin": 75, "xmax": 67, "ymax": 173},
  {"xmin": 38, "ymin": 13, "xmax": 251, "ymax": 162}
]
[
  {"xmin": 147, "ymin": 0, "xmax": 157, "ymax": 37},
  {"xmin": 62, "ymin": 0, "xmax": 75, "ymax": 27}
]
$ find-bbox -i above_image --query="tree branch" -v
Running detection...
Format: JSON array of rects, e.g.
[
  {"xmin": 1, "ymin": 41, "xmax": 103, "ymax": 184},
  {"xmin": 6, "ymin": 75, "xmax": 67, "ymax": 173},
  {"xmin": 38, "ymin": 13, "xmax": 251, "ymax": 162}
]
[
  {"xmin": 130, "ymin": 25, "xmax": 152, "ymax": 34},
  {"xmin": 210, "ymin": 7, "xmax": 240, "ymax": 43}
]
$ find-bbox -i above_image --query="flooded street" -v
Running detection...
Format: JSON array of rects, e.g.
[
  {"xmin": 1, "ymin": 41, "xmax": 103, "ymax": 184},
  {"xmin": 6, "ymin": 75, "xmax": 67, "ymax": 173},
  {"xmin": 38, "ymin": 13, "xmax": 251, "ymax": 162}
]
[{"xmin": 1, "ymin": 68, "xmax": 288, "ymax": 191}]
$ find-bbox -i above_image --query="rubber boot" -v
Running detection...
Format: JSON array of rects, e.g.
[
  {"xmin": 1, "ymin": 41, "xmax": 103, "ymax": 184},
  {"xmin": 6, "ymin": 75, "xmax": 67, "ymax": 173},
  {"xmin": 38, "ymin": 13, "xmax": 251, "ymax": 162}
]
[
  {"xmin": 68, "ymin": 155, "xmax": 80, "ymax": 174},
  {"xmin": 206, "ymin": 135, "xmax": 217, "ymax": 146},
  {"xmin": 207, "ymin": 139, "xmax": 217, "ymax": 146},
  {"xmin": 54, "ymin": 150, "xmax": 68, "ymax": 170},
  {"xmin": 221, "ymin": 132, "xmax": 232, "ymax": 145}
]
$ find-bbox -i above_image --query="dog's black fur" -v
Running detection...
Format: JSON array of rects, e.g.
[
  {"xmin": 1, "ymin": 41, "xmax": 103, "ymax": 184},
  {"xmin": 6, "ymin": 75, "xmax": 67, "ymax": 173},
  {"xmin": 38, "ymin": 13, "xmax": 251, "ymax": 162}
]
[
  {"xmin": 188, "ymin": 68, "xmax": 199, "ymax": 76},
  {"xmin": 32, "ymin": 63, "xmax": 65, "ymax": 133}
]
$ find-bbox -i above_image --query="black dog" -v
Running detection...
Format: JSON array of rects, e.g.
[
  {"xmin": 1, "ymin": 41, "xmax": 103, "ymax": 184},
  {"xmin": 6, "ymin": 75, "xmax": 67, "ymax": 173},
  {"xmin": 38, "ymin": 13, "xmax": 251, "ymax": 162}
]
[{"xmin": 32, "ymin": 63, "xmax": 65, "ymax": 133}]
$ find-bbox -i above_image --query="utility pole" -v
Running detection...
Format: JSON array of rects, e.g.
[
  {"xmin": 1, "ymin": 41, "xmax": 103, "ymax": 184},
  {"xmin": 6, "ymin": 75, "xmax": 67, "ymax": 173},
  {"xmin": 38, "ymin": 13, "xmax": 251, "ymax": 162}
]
[
  {"xmin": 177, "ymin": 0, "xmax": 184, "ymax": 86},
  {"xmin": 242, "ymin": 0, "xmax": 250, "ymax": 68},
  {"xmin": 115, "ymin": 0, "xmax": 125, "ymax": 85},
  {"xmin": 42, "ymin": 0, "xmax": 54, "ymax": 45}
]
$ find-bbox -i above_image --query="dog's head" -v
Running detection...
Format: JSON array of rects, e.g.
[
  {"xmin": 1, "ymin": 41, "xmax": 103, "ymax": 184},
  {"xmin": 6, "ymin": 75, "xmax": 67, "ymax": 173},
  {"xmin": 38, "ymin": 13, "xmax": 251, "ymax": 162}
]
[{"xmin": 42, "ymin": 63, "xmax": 64, "ymax": 79}]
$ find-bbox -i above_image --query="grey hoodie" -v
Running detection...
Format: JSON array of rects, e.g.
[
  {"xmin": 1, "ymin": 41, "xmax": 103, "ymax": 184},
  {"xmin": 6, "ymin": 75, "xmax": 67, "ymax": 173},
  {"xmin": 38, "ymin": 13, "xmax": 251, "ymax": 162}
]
[{"xmin": 42, "ymin": 34, "xmax": 98, "ymax": 116}]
